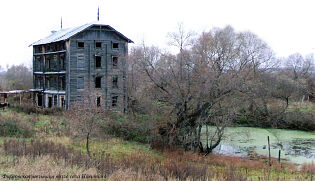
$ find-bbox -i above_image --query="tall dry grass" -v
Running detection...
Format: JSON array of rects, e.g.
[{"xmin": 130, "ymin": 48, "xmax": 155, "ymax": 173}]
[{"xmin": 2, "ymin": 138, "xmax": 312, "ymax": 180}]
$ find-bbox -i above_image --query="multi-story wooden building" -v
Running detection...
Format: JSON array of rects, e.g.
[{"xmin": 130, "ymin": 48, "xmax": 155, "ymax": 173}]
[{"xmin": 30, "ymin": 23, "xmax": 133, "ymax": 111}]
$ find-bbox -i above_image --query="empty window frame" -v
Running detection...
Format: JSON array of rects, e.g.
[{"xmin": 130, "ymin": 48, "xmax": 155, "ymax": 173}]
[
  {"xmin": 77, "ymin": 77, "xmax": 84, "ymax": 89},
  {"xmin": 112, "ymin": 75, "xmax": 118, "ymax": 88},
  {"xmin": 50, "ymin": 76, "xmax": 57, "ymax": 90},
  {"xmin": 95, "ymin": 77, "xmax": 101, "ymax": 88},
  {"xmin": 95, "ymin": 56, "xmax": 101, "ymax": 68},
  {"xmin": 35, "ymin": 46, "xmax": 42, "ymax": 53},
  {"xmin": 37, "ymin": 77, "xmax": 41, "ymax": 88},
  {"xmin": 60, "ymin": 76, "xmax": 65, "ymax": 90},
  {"xmin": 95, "ymin": 42, "xmax": 102, "ymax": 48},
  {"xmin": 35, "ymin": 56, "xmax": 41, "ymax": 71},
  {"xmin": 112, "ymin": 96, "xmax": 118, "ymax": 107},
  {"xmin": 112, "ymin": 56, "xmax": 118, "ymax": 68},
  {"xmin": 60, "ymin": 58, "xmax": 65, "ymax": 70},
  {"xmin": 53, "ymin": 95, "xmax": 57, "ymax": 106},
  {"xmin": 52, "ymin": 44, "xmax": 57, "ymax": 52},
  {"xmin": 112, "ymin": 42, "xmax": 119, "ymax": 49},
  {"xmin": 53, "ymin": 55, "xmax": 58, "ymax": 70},
  {"xmin": 38, "ymin": 77, "xmax": 43, "ymax": 89},
  {"xmin": 46, "ymin": 77, "xmax": 50, "ymax": 89},
  {"xmin": 60, "ymin": 54, "xmax": 65, "ymax": 70},
  {"xmin": 48, "ymin": 96, "xmax": 52, "ymax": 108},
  {"xmin": 60, "ymin": 96, "xmax": 65, "ymax": 108},
  {"xmin": 46, "ymin": 44, "xmax": 51, "ymax": 51},
  {"xmin": 96, "ymin": 96, "xmax": 101, "ymax": 107},
  {"xmin": 77, "ymin": 41, "xmax": 84, "ymax": 48},
  {"xmin": 37, "ymin": 94, "xmax": 43, "ymax": 107},
  {"xmin": 46, "ymin": 58, "xmax": 51, "ymax": 70}
]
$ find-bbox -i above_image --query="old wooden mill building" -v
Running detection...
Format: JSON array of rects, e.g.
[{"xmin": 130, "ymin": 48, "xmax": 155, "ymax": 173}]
[{"xmin": 30, "ymin": 22, "xmax": 133, "ymax": 111}]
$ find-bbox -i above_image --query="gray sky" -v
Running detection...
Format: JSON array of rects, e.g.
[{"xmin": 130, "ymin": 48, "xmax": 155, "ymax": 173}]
[{"xmin": 0, "ymin": 0, "xmax": 314, "ymax": 69}]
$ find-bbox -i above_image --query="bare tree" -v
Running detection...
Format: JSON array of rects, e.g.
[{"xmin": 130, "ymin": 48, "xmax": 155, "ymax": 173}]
[
  {"xmin": 244, "ymin": 73, "xmax": 296, "ymax": 128},
  {"xmin": 306, "ymin": 75, "xmax": 315, "ymax": 102},
  {"xmin": 3, "ymin": 64, "xmax": 32, "ymax": 90},
  {"xmin": 0, "ymin": 65, "xmax": 4, "ymax": 91},
  {"xmin": 284, "ymin": 53, "xmax": 314, "ymax": 102},
  {"xmin": 286, "ymin": 53, "xmax": 313, "ymax": 80},
  {"xmin": 65, "ymin": 87, "xmax": 109, "ymax": 157},
  {"xmin": 189, "ymin": 26, "xmax": 276, "ymax": 154},
  {"xmin": 129, "ymin": 25, "xmax": 276, "ymax": 155},
  {"xmin": 126, "ymin": 23, "xmax": 281, "ymax": 156}
]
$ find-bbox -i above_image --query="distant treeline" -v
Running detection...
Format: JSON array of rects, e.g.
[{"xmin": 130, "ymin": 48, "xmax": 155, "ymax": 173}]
[{"xmin": 0, "ymin": 64, "xmax": 32, "ymax": 91}]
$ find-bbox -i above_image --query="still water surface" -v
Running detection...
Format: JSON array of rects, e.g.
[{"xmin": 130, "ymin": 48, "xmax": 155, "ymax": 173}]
[{"xmin": 203, "ymin": 127, "xmax": 315, "ymax": 164}]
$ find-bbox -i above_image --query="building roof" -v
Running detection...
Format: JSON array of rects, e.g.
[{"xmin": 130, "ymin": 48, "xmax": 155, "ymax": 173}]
[
  {"xmin": 30, "ymin": 22, "xmax": 133, "ymax": 46},
  {"xmin": 0, "ymin": 90, "xmax": 29, "ymax": 94}
]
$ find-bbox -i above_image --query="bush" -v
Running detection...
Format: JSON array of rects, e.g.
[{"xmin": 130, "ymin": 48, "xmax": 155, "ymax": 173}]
[
  {"xmin": 284, "ymin": 110, "xmax": 315, "ymax": 131},
  {"xmin": 0, "ymin": 114, "xmax": 34, "ymax": 137},
  {"xmin": 40, "ymin": 107, "xmax": 63, "ymax": 115},
  {"xmin": 11, "ymin": 102, "xmax": 37, "ymax": 114},
  {"xmin": 11, "ymin": 102, "xmax": 63, "ymax": 115},
  {"xmin": 106, "ymin": 117, "xmax": 150, "ymax": 143},
  {"xmin": 3, "ymin": 138, "xmax": 116, "ymax": 177},
  {"xmin": 234, "ymin": 105, "xmax": 315, "ymax": 131}
]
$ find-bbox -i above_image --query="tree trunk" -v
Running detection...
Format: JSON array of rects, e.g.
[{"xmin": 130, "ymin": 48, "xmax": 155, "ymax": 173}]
[
  {"xmin": 86, "ymin": 132, "xmax": 91, "ymax": 158},
  {"xmin": 194, "ymin": 123, "xmax": 202, "ymax": 152},
  {"xmin": 199, "ymin": 141, "xmax": 204, "ymax": 153},
  {"xmin": 205, "ymin": 136, "xmax": 222, "ymax": 156}
]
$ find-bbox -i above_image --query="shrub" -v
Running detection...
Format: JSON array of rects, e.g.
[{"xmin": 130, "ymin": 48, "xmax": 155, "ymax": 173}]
[
  {"xmin": 11, "ymin": 102, "xmax": 37, "ymax": 114},
  {"xmin": 106, "ymin": 118, "xmax": 149, "ymax": 143},
  {"xmin": 284, "ymin": 110, "xmax": 315, "ymax": 131},
  {"xmin": 40, "ymin": 107, "xmax": 63, "ymax": 115},
  {"xmin": 3, "ymin": 138, "xmax": 304, "ymax": 180},
  {"xmin": 3, "ymin": 138, "xmax": 116, "ymax": 176},
  {"xmin": 235, "ymin": 105, "xmax": 315, "ymax": 131},
  {"xmin": 11, "ymin": 101, "xmax": 63, "ymax": 115},
  {"xmin": 0, "ymin": 114, "xmax": 34, "ymax": 137},
  {"xmin": 301, "ymin": 163, "xmax": 315, "ymax": 174}
]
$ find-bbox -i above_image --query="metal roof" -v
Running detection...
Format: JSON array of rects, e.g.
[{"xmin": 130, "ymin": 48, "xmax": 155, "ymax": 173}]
[{"xmin": 30, "ymin": 22, "xmax": 133, "ymax": 46}]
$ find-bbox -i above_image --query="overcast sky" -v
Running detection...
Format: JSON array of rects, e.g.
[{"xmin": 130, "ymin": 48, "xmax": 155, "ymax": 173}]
[{"xmin": 0, "ymin": 0, "xmax": 314, "ymax": 69}]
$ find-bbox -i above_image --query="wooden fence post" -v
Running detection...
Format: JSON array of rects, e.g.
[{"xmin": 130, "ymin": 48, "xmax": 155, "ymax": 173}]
[{"xmin": 268, "ymin": 136, "xmax": 271, "ymax": 166}]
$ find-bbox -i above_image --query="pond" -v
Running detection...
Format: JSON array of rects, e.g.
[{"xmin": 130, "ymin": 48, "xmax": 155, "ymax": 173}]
[{"xmin": 202, "ymin": 127, "xmax": 315, "ymax": 164}]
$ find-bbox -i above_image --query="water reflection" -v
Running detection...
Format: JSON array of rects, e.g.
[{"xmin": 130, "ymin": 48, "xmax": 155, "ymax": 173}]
[
  {"xmin": 211, "ymin": 129, "xmax": 315, "ymax": 164},
  {"xmin": 284, "ymin": 139, "xmax": 315, "ymax": 159}
]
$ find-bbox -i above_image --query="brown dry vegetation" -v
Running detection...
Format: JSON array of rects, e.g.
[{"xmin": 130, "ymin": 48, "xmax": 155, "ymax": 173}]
[
  {"xmin": 0, "ymin": 108, "xmax": 314, "ymax": 180},
  {"xmin": 0, "ymin": 106, "xmax": 315, "ymax": 180},
  {"xmin": 1, "ymin": 23, "xmax": 315, "ymax": 181},
  {"xmin": 1, "ymin": 136, "xmax": 314, "ymax": 181}
]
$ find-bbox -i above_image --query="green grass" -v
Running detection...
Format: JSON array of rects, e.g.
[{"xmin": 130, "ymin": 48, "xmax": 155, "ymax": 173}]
[
  {"xmin": 287, "ymin": 102, "xmax": 315, "ymax": 113},
  {"xmin": 34, "ymin": 119, "xmax": 48, "ymax": 128},
  {"xmin": 73, "ymin": 137, "xmax": 162, "ymax": 159},
  {"xmin": 0, "ymin": 107, "xmax": 314, "ymax": 180},
  {"xmin": 0, "ymin": 109, "xmax": 9, "ymax": 115}
]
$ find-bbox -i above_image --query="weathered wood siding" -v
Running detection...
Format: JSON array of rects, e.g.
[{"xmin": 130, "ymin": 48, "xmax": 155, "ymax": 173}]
[
  {"xmin": 67, "ymin": 25, "xmax": 128, "ymax": 111},
  {"xmin": 33, "ymin": 41, "xmax": 67, "ymax": 108}
]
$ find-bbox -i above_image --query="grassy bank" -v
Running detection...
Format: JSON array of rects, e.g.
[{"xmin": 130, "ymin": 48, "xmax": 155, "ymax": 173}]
[
  {"xmin": 0, "ymin": 108, "xmax": 314, "ymax": 180},
  {"xmin": 1, "ymin": 137, "xmax": 314, "ymax": 180}
]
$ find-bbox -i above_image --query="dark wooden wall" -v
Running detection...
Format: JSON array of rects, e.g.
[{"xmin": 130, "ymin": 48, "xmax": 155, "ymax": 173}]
[
  {"xmin": 67, "ymin": 25, "xmax": 128, "ymax": 111},
  {"xmin": 33, "ymin": 25, "xmax": 129, "ymax": 111}
]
